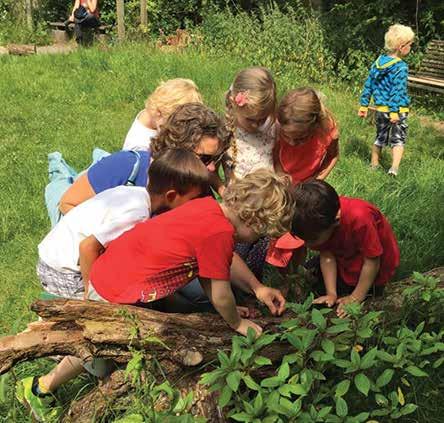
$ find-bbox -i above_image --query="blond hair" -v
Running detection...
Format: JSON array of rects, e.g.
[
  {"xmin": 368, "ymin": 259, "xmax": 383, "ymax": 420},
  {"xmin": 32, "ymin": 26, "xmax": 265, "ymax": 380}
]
[
  {"xmin": 145, "ymin": 78, "xmax": 203, "ymax": 119},
  {"xmin": 384, "ymin": 24, "xmax": 415, "ymax": 52},
  {"xmin": 278, "ymin": 87, "xmax": 335, "ymax": 142},
  {"xmin": 222, "ymin": 169, "xmax": 294, "ymax": 238}
]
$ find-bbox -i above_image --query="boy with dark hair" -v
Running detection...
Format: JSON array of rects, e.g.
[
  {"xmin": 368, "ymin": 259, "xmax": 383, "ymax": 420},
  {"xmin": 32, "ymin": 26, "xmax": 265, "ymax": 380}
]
[
  {"xmin": 38, "ymin": 148, "xmax": 209, "ymax": 300},
  {"xmin": 291, "ymin": 179, "xmax": 400, "ymax": 318}
]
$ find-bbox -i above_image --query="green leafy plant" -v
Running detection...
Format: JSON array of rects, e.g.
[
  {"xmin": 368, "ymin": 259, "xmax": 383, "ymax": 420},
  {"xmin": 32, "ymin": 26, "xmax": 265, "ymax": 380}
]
[{"xmin": 201, "ymin": 282, "xmax": 444, "ymax": 422}]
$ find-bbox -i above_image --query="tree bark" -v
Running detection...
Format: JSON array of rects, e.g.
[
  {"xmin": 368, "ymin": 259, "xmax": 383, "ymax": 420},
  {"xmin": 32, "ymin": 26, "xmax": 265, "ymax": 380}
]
[{"xmin": 116, "ymin": 0, "xmax": 125, "ymax": 41}]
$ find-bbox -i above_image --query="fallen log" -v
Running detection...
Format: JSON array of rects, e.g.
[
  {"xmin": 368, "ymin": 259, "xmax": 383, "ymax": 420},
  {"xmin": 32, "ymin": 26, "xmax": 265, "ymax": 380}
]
[
  {"xmin": 7, "ymin": 43, "xmax": 37, "ymax": 55},
  {"xmin": 1, "ymin": 267, "xmax": 443, "ymax": 375},
  {"xmin": 0, "ymin": 267, "xmax": 442, "ymax": 421}
]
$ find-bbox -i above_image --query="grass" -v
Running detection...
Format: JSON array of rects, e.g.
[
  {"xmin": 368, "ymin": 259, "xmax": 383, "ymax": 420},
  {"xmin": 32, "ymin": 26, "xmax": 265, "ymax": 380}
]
[{"xmin": 0, "ymin": 43, "xmax": 443, "ymax": 421}]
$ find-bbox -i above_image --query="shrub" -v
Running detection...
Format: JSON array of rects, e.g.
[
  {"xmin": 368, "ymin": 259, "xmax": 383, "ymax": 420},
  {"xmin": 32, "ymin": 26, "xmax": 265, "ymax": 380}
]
[{"xmin": 201, "ymin": 272, "xmax": 444, "ymax": 422}]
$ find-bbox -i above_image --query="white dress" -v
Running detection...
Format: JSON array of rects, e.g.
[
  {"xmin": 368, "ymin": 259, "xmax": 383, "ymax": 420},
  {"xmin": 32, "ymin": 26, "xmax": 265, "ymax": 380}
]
[{"xmin": 229, "ymin": 118, "xmax": 276, "ymax": 178}]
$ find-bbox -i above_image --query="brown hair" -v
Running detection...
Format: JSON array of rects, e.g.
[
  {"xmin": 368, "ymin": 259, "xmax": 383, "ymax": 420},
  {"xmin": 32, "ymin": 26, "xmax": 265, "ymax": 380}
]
[
  {"xmin": 150, "ymin": 103, "xmax": 233, "ymax": 159},
  {"xmin": 291, "ymin": 179, "xmax": 340, "ymax": 241},
  {"xmin": 148, "ymin": 149, "xmax": 210, "ymax": 196},
  {"xmin": 222, "ymin": 169, "xmax": 294, "ymax": 238},
  {"xmin": 278, "ymin": 87, "xmax": 335, "ymax": 142}
]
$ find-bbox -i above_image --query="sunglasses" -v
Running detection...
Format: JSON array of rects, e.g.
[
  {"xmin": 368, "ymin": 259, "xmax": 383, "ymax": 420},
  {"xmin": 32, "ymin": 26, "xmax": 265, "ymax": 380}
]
[{"xmin": 197, "ymin": 152, "xmax": 224, "ymax": 166}]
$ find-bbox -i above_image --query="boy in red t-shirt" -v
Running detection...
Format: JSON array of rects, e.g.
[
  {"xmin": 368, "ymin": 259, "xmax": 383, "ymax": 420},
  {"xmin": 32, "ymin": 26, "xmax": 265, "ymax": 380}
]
[
  {"xmin": 88, "ymin": 169, "xmax": 294, "ymax": 334},
  {"xmin": 291, "ymin": 179, "xmax": 400, "ymax": 318}
]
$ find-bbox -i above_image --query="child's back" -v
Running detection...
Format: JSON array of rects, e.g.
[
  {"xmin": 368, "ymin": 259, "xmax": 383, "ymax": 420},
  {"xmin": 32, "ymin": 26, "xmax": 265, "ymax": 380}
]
[
  {"xmin": 311, "ymin": 196, "xmax": 400, "ymax": 287},
  {"xmin": 90, "ymin": 196, "xmax": 234, "ymax": 303}
]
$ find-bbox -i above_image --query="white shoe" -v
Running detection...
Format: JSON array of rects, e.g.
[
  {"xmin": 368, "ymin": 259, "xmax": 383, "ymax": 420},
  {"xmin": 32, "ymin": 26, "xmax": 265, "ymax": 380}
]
[{"xmin": 388, "ymin": 167, "xmax": 398, "ymax": 177}]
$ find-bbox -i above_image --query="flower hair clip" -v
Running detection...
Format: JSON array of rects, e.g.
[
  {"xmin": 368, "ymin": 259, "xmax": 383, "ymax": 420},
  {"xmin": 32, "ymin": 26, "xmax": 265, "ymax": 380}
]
[{"xmin": 234, "ymin": 91, "xmax": 249, "ymax": 107}]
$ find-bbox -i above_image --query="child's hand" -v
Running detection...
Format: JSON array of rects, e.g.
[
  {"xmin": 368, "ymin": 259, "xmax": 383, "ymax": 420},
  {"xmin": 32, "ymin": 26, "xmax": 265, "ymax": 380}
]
[
  {"xmin": 390, "ymin": 116, "xmax": 400, "ymax": 124},
  {"xmin": 313, "ymin": 294, "xmax": 337, "ymax": 307},
  {"xmin": 236, "ymin": 306, "xmax": 250, "ymax": 318},
  {"xmin": 336, "ymin": 295, "xmax": 360, "ymax": 318},
  {"xmin": 254, "ymin": 286, "xmax": 286, "ymax": 316},
  {"xmin": 234, "ymin": 318, "xmax": 263, "ymax": 338},
  {"xmin": 358, "ymin": 110, "xmax": 368, "ymax": 118}
]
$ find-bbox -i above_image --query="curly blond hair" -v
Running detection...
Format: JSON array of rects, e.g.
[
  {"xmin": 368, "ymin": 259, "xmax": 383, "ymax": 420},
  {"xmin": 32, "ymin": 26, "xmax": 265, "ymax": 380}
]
[
  {"xmin": 145, "ymin": 78, "xmax": 203, "ymax": 120},
  {"xmin": 384, "ymin": 24, "xmax": 415, "ymax": 52},
  {"xmin": 222, "ymin": 169, "xmax": 294, "ymax": 238},
  {"xmin": 150, "ymin": 103, "xmax": 233, "ymax": 159}
]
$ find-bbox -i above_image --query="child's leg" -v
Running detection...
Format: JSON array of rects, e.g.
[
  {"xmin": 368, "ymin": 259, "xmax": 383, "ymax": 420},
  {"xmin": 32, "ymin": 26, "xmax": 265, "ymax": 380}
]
[
  {"xmin": 371, "ymin": 145, "xmax": 382, "ymax": 168},
  {"xmin": 38, "ymin": 356, "xmax": 85, "ymax": 393},
  {"xmin": 389, "ymin": 113, "xmax": 408, "ymax": 174},
  {"xmin": 372, "ymin": 112, "xmax": 390, "ymax": 167}
]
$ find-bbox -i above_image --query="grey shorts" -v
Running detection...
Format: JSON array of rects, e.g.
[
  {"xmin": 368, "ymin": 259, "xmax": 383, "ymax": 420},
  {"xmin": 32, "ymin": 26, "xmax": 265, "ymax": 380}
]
[
  {"xmin": 375, "ymin": 112, "xmax": 408, "ymax": 148},
  {"xmin": 37, "ymin": 259, "xmax": 84, "ymax": 299}
]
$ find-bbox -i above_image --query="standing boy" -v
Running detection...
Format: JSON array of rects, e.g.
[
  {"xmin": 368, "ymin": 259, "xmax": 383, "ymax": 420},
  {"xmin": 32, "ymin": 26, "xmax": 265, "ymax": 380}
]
[
  {"xmin": 358, "ymin": 24, "xmax": 415, "ymax": 177},
  {"xmin": 291, "ymin": 180, "xmax": 400, "ymax": 318}
]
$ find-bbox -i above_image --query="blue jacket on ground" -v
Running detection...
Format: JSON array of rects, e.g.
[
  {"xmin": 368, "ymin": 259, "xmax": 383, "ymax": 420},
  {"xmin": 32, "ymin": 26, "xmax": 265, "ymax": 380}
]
[{"xmin": 359, "ymin": 54, "xmax": 410, "ymax": 119}]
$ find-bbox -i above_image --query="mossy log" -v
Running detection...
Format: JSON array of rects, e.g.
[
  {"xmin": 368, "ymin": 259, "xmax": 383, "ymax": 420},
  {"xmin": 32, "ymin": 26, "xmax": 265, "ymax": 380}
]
[{"xmin": 0, "ymin": 267, "xmax": 442, "ymax": 421}]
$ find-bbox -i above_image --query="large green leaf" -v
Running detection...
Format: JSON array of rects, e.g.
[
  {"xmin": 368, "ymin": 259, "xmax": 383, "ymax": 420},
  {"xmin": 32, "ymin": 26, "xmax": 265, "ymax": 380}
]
[{"xmin": 354, "ymin": 373, "xmax": 371, "ymax": 396}]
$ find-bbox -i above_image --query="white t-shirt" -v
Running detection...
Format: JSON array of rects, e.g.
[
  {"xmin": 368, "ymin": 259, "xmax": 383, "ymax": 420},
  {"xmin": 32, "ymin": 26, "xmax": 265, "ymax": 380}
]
[
  {"xmin": 229, "ymin": 118, "xmax": 276, "ymax": 178},
  {"xmin": 122, "ymin": 110, "xmax": 158, "ymax": 151},
  {"xmin": 38, "ymin": 186, "xmax": 151, "ymax": 273}
]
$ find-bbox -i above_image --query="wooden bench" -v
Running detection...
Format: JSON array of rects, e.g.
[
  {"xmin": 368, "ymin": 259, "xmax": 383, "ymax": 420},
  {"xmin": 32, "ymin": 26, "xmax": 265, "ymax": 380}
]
[
  {"xmin": 48, "ymin": 21, "xmax": 110, "ymax": 44},
  {"xmin": 408, "ymin": 39, "xmax": 444, "ymax": 94}
]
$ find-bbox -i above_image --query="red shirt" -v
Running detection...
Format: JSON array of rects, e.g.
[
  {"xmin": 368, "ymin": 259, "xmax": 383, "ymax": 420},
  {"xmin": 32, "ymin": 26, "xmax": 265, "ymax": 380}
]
[
  {"xmin": 276, "ymin": 122, "xmax": 339, "ymax": 184},
  {"xmin": 90, "ymin": 197, "xmax": 235, "ymax": 303},
  {"xmin": 312, "ymin": 197, "xmax": 400, "ymax": 286}
]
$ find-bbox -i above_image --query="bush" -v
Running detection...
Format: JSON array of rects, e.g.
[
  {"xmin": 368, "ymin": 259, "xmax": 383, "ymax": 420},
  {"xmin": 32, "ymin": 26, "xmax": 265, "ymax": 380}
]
[
  {"xmin": 201, "ymin": 273, "xmax": 444, "ymax": 422},
  {"xmin": 196, "ymin": 2, "xmax": 334, "ymax": 84}
]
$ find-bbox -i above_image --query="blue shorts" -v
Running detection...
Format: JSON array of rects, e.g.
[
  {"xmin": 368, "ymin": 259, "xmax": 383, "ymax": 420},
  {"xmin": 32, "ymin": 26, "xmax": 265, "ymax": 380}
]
[{"xmin": 374, "ymin": 112, "xmax": 408, "ymax": 148}]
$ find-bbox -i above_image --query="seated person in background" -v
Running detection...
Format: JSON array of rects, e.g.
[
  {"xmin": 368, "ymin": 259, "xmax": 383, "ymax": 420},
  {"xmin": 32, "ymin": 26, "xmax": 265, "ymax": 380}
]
[
  {"xmin": 291, "ymin": 179, "xmax": 400, "ymax": 318},
  {"xmin": 18, "ymin": 169, "xmax": 292, "ymax": 421},
  {"xmin": 123, "ymin": 78, "xmax": 202, "ymax": 152},
  {"xmin": 66, "ymin": 0, "xmax": 100, "ymax": 45},
  {"xmin": 59, "ymin": 103, "xmax": 231, "ymax": 215},
  {"xmin": 38, "ymin": 149, "xmax": 209, "ymax": 300}
]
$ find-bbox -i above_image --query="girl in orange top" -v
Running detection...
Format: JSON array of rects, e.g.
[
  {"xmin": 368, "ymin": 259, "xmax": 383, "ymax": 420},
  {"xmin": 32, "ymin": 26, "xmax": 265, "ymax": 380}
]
[{"xmin": 274, "ymin": 87, "xmax": 339, "ymax": 184}]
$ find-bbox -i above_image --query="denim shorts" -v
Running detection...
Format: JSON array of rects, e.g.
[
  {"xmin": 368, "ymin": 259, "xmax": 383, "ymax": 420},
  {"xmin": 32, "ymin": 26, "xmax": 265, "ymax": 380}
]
[{"xmin": 375, "ymin": 112, "xmax": 408, "ymax": 148}]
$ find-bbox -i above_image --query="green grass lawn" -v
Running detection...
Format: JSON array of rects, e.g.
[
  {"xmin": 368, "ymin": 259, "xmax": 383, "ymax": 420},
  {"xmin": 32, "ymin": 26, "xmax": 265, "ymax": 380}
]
[{"xmin": 0, "ymin": 44, "xmax": 443, "ymax": 421}]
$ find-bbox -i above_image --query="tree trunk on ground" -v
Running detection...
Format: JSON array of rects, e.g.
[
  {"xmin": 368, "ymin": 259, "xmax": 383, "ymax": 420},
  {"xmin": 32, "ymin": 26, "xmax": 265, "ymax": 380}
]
[
  {"xmin": 0, "ymin": 268, "xmax": 442, "ymax": 420},
  {"xmin": 7, "ymin": 44, "xmax": 36, "ymax": 55}
]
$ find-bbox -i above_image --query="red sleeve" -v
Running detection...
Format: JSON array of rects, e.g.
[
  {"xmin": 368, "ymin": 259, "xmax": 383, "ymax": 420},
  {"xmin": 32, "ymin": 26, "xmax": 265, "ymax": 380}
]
[
  {"xmin": 354, "ymin": 217, "xmax": 383, "ymax": 258},
  {"xmin": 196, "ymin": 232, "xmax": 234, "ymax": 280}
]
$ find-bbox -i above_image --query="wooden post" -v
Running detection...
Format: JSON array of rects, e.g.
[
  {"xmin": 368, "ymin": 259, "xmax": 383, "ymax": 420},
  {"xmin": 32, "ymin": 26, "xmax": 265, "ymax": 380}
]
[
  {"xmin": 140, "ymin": 0, "xmax": 147, "ymax": 28},
  {"xmin": 116, "ymin": 0, "xmax": 125, "ymax": 41},
  {"xmin": 25, "ymin": 0, "xmax": 33, "ymax": 30}
]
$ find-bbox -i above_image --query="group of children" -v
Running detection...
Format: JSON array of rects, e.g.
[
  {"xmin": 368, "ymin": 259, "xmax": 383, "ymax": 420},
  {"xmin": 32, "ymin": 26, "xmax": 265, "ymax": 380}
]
[{"xmin": 17, "ymin": 23, "xmax": 415, "ymax": 422}]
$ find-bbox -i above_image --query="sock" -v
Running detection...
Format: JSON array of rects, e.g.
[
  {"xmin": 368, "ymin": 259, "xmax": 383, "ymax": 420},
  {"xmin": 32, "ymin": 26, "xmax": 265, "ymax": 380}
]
[{"xmin": 31, "ymin": 376, "xmax": 51, "ymax": 397}]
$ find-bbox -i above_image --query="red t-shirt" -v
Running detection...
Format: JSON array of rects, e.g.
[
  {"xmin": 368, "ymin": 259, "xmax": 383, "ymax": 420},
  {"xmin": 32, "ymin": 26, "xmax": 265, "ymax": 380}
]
[
  {"xmin": 276, "ymin": 122, "xmax": 339, "ymax": 184},
  {"xmin": 311, "ymin": 197, "xmax": 400, "ymax": 286},
  {"xmin": 90, "ymin": 197, "xmax": 235, "ymax": 303}
]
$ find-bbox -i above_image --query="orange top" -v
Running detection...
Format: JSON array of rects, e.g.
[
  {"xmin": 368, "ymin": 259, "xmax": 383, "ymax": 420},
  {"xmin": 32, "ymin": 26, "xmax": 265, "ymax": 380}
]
[{"xmin": 276, "ymin": 122, "xmax": 339, "ymax": 184}]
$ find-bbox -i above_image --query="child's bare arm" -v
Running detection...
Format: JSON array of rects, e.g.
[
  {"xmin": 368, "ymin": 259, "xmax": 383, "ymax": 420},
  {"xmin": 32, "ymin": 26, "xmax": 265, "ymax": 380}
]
[
  {"xmin": 200, "ymin": 278, "xmax": 262, "ymax": 337},
  {"xmin": 336, "ymin": 256, "xmax": 380, "ymax": 318},
  {"xmin": 313, "ymin": 250, "xmax": 337, "ymax": 306},
  {"xmin": 59, "ymin": 173, "xmax": 96, "ymax": 215},
  {"xmin": 230, "ymin": 253, "xmax": 286, "ymax": 315},
  {"xmin": 79, "ymin": 235, "xmax": 104, "ymax": 295},
  {"xmin": 317, "ymin": 139, "xmax": 339, "ymax": 180}
]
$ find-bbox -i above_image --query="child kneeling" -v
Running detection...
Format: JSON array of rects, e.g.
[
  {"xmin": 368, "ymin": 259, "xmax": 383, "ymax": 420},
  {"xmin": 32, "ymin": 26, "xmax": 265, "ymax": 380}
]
[
  {"xmin": 291, "ymin": 180, "xmax": 400, "ymax": 318},
  {"xmin": 18, "ymin": 169, "xmax": 293, "ymax": 421}
]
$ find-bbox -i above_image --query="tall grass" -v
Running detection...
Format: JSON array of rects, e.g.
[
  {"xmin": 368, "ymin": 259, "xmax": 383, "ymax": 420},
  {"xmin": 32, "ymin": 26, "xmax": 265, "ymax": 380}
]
[{"xmin": 0, "ymin": 44, "xmax": 443, "ymax": 420}]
